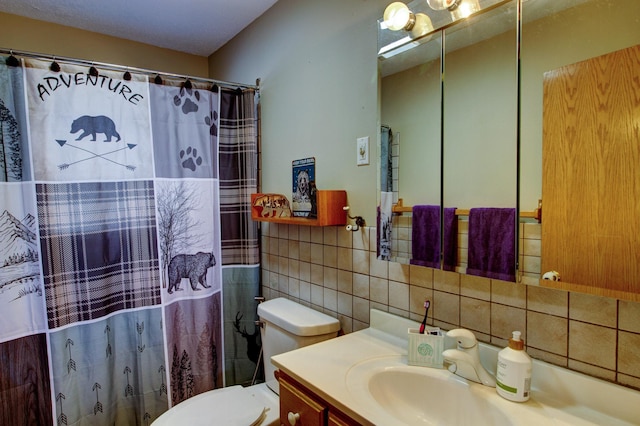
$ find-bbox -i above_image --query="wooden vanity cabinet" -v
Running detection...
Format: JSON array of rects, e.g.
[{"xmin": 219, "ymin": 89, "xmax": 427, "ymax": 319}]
[{"xmin": 277, "ymin": 371, "xmax": 362, "ymax": 426}]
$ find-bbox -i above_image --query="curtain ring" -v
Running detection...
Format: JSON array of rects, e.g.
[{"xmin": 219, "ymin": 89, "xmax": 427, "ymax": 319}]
[{"xmin": 50, "ymin": 57, "xmax": 61, "ymax": 72}]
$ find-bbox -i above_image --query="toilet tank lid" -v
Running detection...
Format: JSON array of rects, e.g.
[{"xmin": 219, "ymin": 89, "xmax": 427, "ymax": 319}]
[{"xmin": 258, "ymin": 298, "xmax": 340, "ymax": 337}]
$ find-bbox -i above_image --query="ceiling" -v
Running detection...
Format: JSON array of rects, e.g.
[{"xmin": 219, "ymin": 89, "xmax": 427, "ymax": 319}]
[{"xmin": 0, "ymin": 0, "xmax": 279, "ymax": 57}]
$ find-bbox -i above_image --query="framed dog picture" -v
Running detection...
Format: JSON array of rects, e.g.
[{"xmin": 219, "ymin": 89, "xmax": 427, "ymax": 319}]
[{"xmin": 292, "ymin": 157, "xmax": 315, "ymax": 217}]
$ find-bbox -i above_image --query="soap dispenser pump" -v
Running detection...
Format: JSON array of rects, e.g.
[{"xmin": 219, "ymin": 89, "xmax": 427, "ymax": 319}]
[{"xmin": 496, "ymin": 331, "xmax": 532, "ymax": 402}]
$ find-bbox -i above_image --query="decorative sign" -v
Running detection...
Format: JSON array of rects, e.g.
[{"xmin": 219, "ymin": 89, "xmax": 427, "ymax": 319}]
[{"xmin": 291, "ymin": 157, "xmax": 315, "ymax": 217}]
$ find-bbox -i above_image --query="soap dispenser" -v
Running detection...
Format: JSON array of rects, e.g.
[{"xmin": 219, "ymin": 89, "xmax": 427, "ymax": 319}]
[{"xmin": 496, "ymin": 331, "xmax": 532, "ymax": 402}]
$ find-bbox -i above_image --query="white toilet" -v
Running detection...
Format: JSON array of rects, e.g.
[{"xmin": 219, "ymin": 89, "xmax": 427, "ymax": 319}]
[{"xmin": 153, "ymin": 298, "xmax": 341, "ymax": 425}]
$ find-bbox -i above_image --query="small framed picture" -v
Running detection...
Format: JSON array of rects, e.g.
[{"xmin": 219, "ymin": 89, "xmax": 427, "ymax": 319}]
[{"xmin": 292, "ymin": 157, "xmax": 315, "ymax": 217}]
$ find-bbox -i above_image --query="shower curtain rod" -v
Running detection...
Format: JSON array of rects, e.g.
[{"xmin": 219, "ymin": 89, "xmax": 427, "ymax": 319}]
[{"xmin": 0, "ymin": 47, "xmax": 260, "ymax": 90}]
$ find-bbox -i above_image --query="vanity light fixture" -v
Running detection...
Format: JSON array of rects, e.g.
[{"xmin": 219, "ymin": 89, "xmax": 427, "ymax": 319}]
[{"xmin": 383, "ymin": 2, "xmax": 434, "ymax": 38}]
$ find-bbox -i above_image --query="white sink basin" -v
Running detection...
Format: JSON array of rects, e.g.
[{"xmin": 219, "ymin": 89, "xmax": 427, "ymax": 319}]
[{"xmin": 345, "ymin": 355, "xmax": 545, "ymax": 426}]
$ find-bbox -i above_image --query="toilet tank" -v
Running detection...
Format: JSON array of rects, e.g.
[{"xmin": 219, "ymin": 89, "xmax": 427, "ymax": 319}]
[{"xmin": 258, "ymin": 298, "xmax": 340, "ymax": 394}]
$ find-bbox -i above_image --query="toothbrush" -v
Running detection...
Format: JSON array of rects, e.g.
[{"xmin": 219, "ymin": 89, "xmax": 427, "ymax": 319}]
[{"xmin": 419, "ymin": 299, "xmax": 430, "ymax": 334}]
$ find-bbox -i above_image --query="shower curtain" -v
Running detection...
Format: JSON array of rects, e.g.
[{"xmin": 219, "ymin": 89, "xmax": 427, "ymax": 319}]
[{"xmin": 0, "ymin": 56, "xmax": 260, "ymax": 425}]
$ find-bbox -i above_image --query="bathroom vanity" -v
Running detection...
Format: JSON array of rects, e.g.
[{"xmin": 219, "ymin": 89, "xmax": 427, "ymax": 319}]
[{"xmin": 272, "ymin": 309, "xmax": 640, "ymax": 426}]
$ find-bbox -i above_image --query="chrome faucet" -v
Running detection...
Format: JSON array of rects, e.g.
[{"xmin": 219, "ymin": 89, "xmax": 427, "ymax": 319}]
[{"xmin": 442, "ymin": 329, "xmax": 496, "ymax": 387}]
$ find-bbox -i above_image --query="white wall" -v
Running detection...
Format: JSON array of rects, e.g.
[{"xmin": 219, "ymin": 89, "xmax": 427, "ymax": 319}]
[{"xmin": 208, "ymin": 0, "xmax": 389, "ymax": 224}]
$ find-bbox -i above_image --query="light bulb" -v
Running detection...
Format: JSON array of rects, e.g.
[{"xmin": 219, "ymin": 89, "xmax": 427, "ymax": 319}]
[
  {"xmin": 383, "ymin": 2, "xmax": 414, "ymax": 31},
  {"xmin": 411, "ymin": 13, "xmax": 434, "ymax": 38},
  {"xmin": 450, "ymin": 0, "xmax": 480, "ymax": 20}
]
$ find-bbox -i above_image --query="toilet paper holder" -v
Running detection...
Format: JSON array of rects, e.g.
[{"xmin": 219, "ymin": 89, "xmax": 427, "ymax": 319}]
[{"xmin": 343, "ymin": 206, "xmax": 365, "ymax": 231}]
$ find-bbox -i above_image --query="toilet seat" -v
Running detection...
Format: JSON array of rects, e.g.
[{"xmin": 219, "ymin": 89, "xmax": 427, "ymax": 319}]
[{"xmin": 152, "ymin": 384, "xmax": 278, "ymax": 426}]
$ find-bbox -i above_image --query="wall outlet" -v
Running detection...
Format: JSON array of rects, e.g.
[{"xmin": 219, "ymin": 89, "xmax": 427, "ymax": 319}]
[{"xmin": 357, "ymin": 136, "xmax": 369, "ymax": 166}]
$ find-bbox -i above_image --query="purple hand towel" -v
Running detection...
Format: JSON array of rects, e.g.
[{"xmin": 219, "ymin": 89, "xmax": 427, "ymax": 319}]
[
  {"xmin": 411, "ymin": 206, "xmax": 458, "ymax": 270},
  {"xmin": 467, "ymin": 208, "xmax": 516, "ymax": 282}
]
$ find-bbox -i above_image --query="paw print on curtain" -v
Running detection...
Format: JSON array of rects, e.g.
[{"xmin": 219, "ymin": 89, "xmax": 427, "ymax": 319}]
[{"xmin": 150, "ymin": 80, "xmax": 219, "ymax": 179}]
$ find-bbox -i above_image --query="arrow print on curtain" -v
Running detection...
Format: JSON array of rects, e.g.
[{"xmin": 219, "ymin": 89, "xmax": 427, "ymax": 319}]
[{"xmin": 55, "ymin": 139, "xmax": 138, "ymax": 171}]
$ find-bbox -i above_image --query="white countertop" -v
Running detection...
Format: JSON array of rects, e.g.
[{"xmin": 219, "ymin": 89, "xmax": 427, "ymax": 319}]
[{"xmin": 271, "ymin": 309, "xmax": 640, "ymax": 426}]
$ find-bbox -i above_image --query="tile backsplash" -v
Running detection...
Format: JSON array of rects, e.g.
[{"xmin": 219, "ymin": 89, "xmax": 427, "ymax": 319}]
[{"xmin": 259, "ymin": 222, "xmax": 640, "ymax": 392}]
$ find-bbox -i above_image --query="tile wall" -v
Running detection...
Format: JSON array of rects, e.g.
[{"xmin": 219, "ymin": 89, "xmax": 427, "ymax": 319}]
[{"xmin": 259, "ymin": 222, "xmax": 640, "ymax": 392}]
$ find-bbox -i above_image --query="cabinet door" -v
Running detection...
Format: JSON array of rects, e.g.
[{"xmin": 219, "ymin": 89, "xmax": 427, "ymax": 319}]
[
  {"xmin": 279, "ymin": 375, "xmax": 326, "ymax": 426},
  {"xmin": 542, "ymin": 44, "xmax": 640, "ymax": 295}
]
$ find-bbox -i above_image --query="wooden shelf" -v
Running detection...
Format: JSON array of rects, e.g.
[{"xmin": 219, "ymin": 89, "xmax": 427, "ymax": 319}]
[{"xmin": 251, "ymin": 190, "xmax": 347, "ymax": 226}]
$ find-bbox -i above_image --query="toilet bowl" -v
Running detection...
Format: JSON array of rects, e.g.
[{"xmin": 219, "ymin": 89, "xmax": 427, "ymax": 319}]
[{"xmin": 152, "ymin": 298, "xmax": 340, "ymax": 425}]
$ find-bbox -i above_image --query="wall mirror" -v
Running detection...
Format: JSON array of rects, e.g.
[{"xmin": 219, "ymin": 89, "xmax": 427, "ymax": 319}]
[{"xmin": 377, "ymin": 0, "xmax": 640, "ymax": 299}]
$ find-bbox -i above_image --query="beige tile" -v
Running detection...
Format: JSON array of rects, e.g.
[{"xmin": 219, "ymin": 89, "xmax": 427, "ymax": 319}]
[
  {"xmin": 433, "ymin": 290, "xmax": 459, "ymax": 326},
  {"xmin": 323, "ymin": 226, "xmax": 337, "ymax": 246},
  {"xmin": 311, "ymin": 284, "xmax": 323, "ymax": 306},
  {"xmin": 522, "ymin": 237, "xmax": 541, "ymax": 257},
  {"xmin": 527, "ymin": 311, "xmax": 568, "ymax": 356},
  {"xmin": 288, "ymin": 240, "xmax": 300, "ymax": 260},
  {"xmin": 277, "ymin": 223, "xmax": 288, "ymax": 239},
  {"xmin": 460, "ymin": 297, "xmax": 490, "ymax": 334},
  {"xmin": 389, "ymin": 262, "xmax": 410, "ymax": 283},
  {"xmin": 288, "ymin": 259, "xmax": 300, "ymax": 279},
  {"xmin": 299, "ymin": 261, "xmax": 311, "ymax": 283},
  {"xmin": 352, "ymin": 249, "xmax": 369, "ymax": 275},
  {"xmin": 460, "ymin": 274, "xmax": 491, "ymax": 301},
  {"xmin": 323, "ymin": 245, "xmax": 337, "ymax": 268},
  {"xmin": 299, "ymin": 241, "xmax": 311, "ymax": 262},
  {"xmin": 310, "ymin": 243, "xmax": 324, "ymax": 265},
  {"xmin": 299, "ymin": 280, "xmax": 310, "ymax": 302},
  {"xmin": 288, "ymin": 277, "xmax": 300, "ymax": 299},
  {"xmin": 619, "ymin": 300, "xmax": 640, "ymax": 333},
  {"xmin": 522, "ymin": 222, "xmax": 541, "ymax": 239},
  {"xmin": 337, "ymin": 247, "xmax": 353, "ymax": 271},
  {"xmin": 278, "ymin": 238, "xmax": 289, "ymax": 257},
  {"xmin": 567, "ymin": 360, "xmax": 616, "ymax": 382},
  {"xmin": 298, "ymin": 225, "xmax": 310, "ymax": 242},
  {"xmin": 370, "ymin": 277, "xmax": 389, "ymax": 305},
  {"xmin": 353, "ymin": 297, "xmax": 370, "ymax": 323},
  {"xmin": 352, "ymin": 227, "xmax": 370, "ymax": 251},
  {"xmin": 287, "ymin": 224, "xmax": 299, "ymax": 241},
  {"xmin": 337, "ymin": 292, "xmax": 353, "ymax": 317},
  {"xmin": 389, "ymin": 281, "xmax": 409, "ymax": 311},
  {"xmin": 310, "ymin": 263, "xmax": 323, "ymax": 286},
  {"xmin": 491, "ymin": 303, "xmax": 526, "ymax": 342},
  {"xmin": 492, "ymin": 280, "xmax": 526, "ymax": 308},
  {"xmin": 323, "ymin": 266, "xmax": 337, "ymax": 290},
  {"xmin": 569, "ymin": 293, "xmax": 617, "ymax": 327},
  {"xmin": 569, "ymin": 321, "xmax": 616, "ymax": 370},
  {"xmin": 369, "ymin": 252, "xmax": 388, "ymax": 279},
  {"xmin": 526, "ymin": 347, "xmax": 567, "ymax": 367},
  {"xmin": 323, "ymin": 288, "xmax": 338, "ymax": 312},
  {"xmin": 353, "ymin": 273, "xmax": 370, "ymax": 299},
  {"xmin": 278, "ymin": 273, "xmax": 288, "ymax": 293},
  {"xmin": 527, "ymin": 285, "xmax": 568, "ymax": 317},
  {"xmin": 409, "ymin": 265, "xmax": 433, "ymax": 288},
  {"xmin": 337, "ymin": 269, "xmax": 353, "ymax": 294},
  {"xmin": 618, "ymin": 331, "xmax": 640, "ymax": 378},
  {"xmin": 310, "ymin": 226, "xmax": 323, "ymax": 244},
  {"xmin": 618, "ymin": 374, "xmax": 640, "ymax": 390},
  {"xmin": 278, "ymin": 256, "xmax": 288, "ymax": 275},
  {"xmin": 410, "ymin": 286, "xmax": 433, "ymax": 319},
  {"xmin": 521, "ymin": 255, "xmax": 541, "ymax": 275},
  {"xmin": 434, "ymin": 270, "xmax": 460, "ymax": 294}
]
